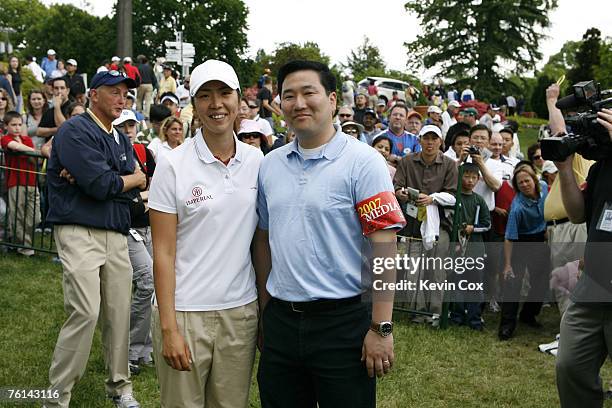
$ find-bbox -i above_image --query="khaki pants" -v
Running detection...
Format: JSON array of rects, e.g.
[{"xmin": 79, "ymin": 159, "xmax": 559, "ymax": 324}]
[
  {"xmin": 137, "ymin": 83, "xmax": 154, "ymax": 118},
  {"xmin": 547, "ymin": 221, "xmax": 587, "ymax": 270},
  {"xmin": 46, "ymin": 225, "xmax": 133, "ymax": 407},
  {"xmin": 152, "ymin": 301, "xmax": 258, "ymax": 408},
  {"xmin": 7, "ymin": 185, "xmax": 39, "ymax": 247}
]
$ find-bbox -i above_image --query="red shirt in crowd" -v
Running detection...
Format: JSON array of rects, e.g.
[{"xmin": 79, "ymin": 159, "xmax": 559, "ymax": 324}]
[
  {"xmin": 1, "ymin": 134, "xmax": 37, "ymax": 188},
  {"xmin": 492, "ymin": 180, "xmax": 515, "ymax": 235},
  {"xmin": 123, "ymin": 63, "xmax": 141, "ymax": 83}
]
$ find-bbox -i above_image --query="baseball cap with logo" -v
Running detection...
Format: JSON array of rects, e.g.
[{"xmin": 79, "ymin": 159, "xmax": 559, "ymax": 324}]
[
  {"xmin": 418, "ymin": 125, "xmax": 442, "ymax": 138},
  {"xmin": 190, "ymin": 59, "xmax": 240, "ymax": 97},
  {"xmin": 238, "ymin": 119, "xmax": 265, "ymax": 136},
  {"xmin": 90, "ymin": 70, "xmax": 137, "ymax": 89},
  {"xmin": 113, "ymin": 109, "xmax": 138, "ymax": 126}
]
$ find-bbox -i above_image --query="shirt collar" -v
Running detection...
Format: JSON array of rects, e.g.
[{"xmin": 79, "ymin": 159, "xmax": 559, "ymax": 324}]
[
  {"xmin": 87, "ymin": 108, "xmax": 113, "ymax": 134},
  {"xmin": 287, "ymin": 125, "xmax": 346, "ymax": 161},
  {"xmin": 194, "ymin": 128, "xmax": 242, "ymax": 164}
]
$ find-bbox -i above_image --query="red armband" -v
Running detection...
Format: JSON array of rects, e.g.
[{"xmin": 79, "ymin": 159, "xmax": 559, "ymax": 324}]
[{"xmin": 355, "ymin": 191, "xmax": 406, "ymax": 235}]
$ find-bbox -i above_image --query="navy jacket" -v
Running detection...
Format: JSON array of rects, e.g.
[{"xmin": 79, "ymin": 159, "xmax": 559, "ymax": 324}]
[{"xmin": 47, "ymin": 112, "xmax": 138, "ymax": 234}]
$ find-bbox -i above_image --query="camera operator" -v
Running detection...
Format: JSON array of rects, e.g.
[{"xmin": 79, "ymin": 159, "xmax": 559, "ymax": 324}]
[{"xmin": 555, "ymin": 105, "xmax": 612, "ymax": 408}]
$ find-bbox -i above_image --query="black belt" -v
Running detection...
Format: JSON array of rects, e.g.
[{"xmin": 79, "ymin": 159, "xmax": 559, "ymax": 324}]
[
  {"xmin": 273, "ymin": 295, "xmax": 362, "ymax": 313},
  {"xmin": 546, "ymin": 217, "xmax": 570, "ymax": 227}
]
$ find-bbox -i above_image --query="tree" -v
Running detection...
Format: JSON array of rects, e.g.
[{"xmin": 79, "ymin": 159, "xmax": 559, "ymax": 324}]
[
  {"xmin": 258, "ymin": 42, "xmax": 331, "ymax": 77},
  {"xmin": 567, "ymin": 28, "xmax": 601, "ymax": 86},
  {"xmin": 0, "ymin": 0, "xmax": 47, "ymax": 51},
  {"xmin": 131, "ymin": 0, "xmax": 249, "ymax": 82},
  {"xmin": 343, "ymin": 37, "xmax": 386, "ymax": 81},
  {"xmin": 404, "ymin": 0, "xmax": 558, "ymax": 101},
  {"xmin": 23, "ymin": 4, "xmax": 115, "ymax": 76},
  {"xmin": 530, "ymin": 73, "xmax": 554, "ymax": 118},
  {"xmin": 594, "ymin": 37, "xmax": 612, "ymax": 89}
]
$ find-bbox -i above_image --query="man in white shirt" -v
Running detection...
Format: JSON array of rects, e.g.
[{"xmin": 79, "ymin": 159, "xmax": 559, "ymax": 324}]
[
  {"xmin": 441, "ymin": 100, "xmax": 460, "ymax": 139},
  {"xmin": 175, "ymin": 75, "xmax": 190, "ymax": 108},
  {"xmin": 25, "ymin": 55, "xmax": 45, "ymax": 83},
  {"xmin": 148, "ymin": 59, "xmax": 262, "ymax": 407}
]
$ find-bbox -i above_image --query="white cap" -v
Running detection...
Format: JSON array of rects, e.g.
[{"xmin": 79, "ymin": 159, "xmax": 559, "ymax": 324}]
[
  {"xmin": 160, "ymin": 93, "xmax": 179, "ymax": 105},
  {"xmin": 123, "ymin": 56, "xmax": 132, "ymax": 63},
  {"xmin": 190, "ymin": 59, "xmax": 240, "ymax": 97},
  {"xmin": 448, "ymin": 100, "xmax": 461, "ymax": 108},
  {"xmin": 542, "ymin": 161, "xmax": 558, "ymax": 174},
  {"xmin": 238, "ymin": 119, "xmax": 264, "ymax": 136},
  {"xmin": 111, "ymin": 56, "xmax": 120, "ymax": 62},
  {"xmin": 427, "ymin": 105, "xmax": 442, "ymax": 114},
  {"xmin": 112, "ymin": 109, "xmax": 138, "ymax": 126},
  {"xmin": 47, "ymin": 49, "xmax": 56, "ymax": 56},
  {"xmin": 418, "ymin": 124, "xmax": 442, "ymax": 138},
  {"xmin": 66, "ymin": 58, "xmax": 77, "ymax": 66}
]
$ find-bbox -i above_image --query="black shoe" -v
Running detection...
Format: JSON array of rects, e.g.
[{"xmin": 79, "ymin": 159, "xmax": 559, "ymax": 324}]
[
  {"xmin": 519, "ymin": 316, "xmax": 543, "ymax": 329},
  {"xmin": 129, "ymin": 360, "xmax": 141, "ymax": 376},
  {"xmin": 498, "ymin": 328, "xmax": 513, "ymax": 341}
]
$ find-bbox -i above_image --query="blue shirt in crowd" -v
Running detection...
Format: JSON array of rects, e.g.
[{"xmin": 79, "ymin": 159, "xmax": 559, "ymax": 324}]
[
  {"xmin": 505, "ymin": 181, "xmax": 548, "ymax": 240},
  {"xmin": 257, "ymin": 127, "xmax": 404, "ymax": 302},
  {"xmin": 380, "ymin": 129, "xmax": 421, "ymax": 157}
]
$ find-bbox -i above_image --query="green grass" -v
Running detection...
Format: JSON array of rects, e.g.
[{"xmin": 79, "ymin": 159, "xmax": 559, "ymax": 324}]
[{"xmin": 1, "ymin": 253, "xmax": 612, "ymax": 407}]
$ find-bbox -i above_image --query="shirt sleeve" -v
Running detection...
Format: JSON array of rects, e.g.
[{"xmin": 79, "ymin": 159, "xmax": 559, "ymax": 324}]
[
  {"xmin": 505, "ymin": 200, "xmax": 520, "ymax": 241},
  {"xmin": 256, "ymin": 166, "xmax": 269, "ymax": 230},
  {"xmin": 38, "ymin": 109, "xmax": 55, "ymax": 129},
  {"xmin": 474, "ymin": 195, "xmax": 491, "ymax": 233},
  {"xmin": 148, "ymin": 154, "xmax": 177, "ymax": 214},
  {"xmin": 354, "ymin": 150, "xmax": 406, "ymax": 235}
]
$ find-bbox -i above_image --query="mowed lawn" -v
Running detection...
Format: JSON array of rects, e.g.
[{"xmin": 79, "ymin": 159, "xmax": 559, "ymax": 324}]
[{"xmin": 2, "ymin": 253, "xmax": 612, "ymax": 407}]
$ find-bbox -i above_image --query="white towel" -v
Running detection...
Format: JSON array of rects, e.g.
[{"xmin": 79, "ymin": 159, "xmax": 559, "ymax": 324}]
[{"xmin": 419, "ymin": 193, "xmax": 457, "ymax": 251}]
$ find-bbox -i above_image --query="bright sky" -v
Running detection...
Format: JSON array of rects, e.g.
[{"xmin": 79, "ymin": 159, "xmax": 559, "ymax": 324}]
[{"xmin": 44, "ymin": 0, "xmax": 612, "ymax": 78}]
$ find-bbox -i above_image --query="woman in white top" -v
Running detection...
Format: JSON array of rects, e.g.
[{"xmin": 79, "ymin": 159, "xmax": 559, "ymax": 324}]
[{"xmin": 147, "ymin": 116, "xmax": 183, "ymax": 162}]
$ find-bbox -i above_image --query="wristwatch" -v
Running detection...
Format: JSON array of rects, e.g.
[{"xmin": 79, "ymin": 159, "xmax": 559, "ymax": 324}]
[{"xmin": 370, "ymin": 321, "xmax": 393, "ymax": 337}]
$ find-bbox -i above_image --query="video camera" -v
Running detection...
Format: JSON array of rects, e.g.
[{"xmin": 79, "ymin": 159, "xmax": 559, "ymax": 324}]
[{"xmin": 541, "ymin": 80, "xmax": 612, "ymax": 161}]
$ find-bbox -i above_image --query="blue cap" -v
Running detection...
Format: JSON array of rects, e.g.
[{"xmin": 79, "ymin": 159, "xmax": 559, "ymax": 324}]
[{"xmin": 90, "ymin": 70, "xmax": 137, "ymax": 90}]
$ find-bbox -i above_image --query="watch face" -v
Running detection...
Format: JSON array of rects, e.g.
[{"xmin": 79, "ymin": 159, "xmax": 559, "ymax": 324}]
[{"xmin": 380, "ymin": 322, "xmax": 393, "ymax": 336}]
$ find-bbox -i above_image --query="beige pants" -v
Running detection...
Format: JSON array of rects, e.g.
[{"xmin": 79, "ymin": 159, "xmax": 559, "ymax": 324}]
[
  {"xmin": 152, "ymin": 301, "xmax": 258, "ymax": 408},
  {"xmin": 46, "ymin": 225, "xmax": 133, "ymax": 407},
  {"xmin": 7, "ymin": 185, "xmax": 39, "ymax": 247},
  {"xmin": 547, "ymin": 221, "xmax": 587, "ymax": 270},
  {"xmin": 137, "ymin": 83, "xmax": 154, "ymax": 118}
]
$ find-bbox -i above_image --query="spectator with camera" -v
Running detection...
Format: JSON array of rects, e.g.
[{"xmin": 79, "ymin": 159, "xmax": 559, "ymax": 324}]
[{"xmin": 554, "ymin": 101, "xmax": 612, "ymax": 407}]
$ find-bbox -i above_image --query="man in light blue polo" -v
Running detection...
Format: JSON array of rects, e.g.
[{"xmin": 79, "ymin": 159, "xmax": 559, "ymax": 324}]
[{"xmin": 253, "ymin": 60, "xmax": 406, "ymax": 407}]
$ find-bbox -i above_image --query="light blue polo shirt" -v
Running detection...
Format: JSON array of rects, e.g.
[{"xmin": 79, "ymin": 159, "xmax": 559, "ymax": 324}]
[{"xmin": 257, "ymin": 126, "xmax": 404, "ymax": 302}]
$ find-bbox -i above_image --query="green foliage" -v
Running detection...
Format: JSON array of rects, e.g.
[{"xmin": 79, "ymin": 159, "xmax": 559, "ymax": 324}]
[
  {"xmin": 255, "ymin": 42, "xmax": 331, "ymax": 78},
  {"xmin": 0, "ymin": 0, "xmax": 47, "ymax": 51},
  {"xmin": 22, "ymin": 4, "xmax": 115, "ymax": 76},
  {"xmin": 567, "ymin": 28, "xmax": 601, "ymax": 87},
  {"xmin": 17, "ymin": 66, "xmax": 42, "ymax": 104},
  {"xmin": 342, "ymin": 37, "xmax": 386, "ymax": 81},
  {"xmin": 540, "ymin": 40, "xmax": 581, "ymax": 82},
  {"xmin": 132, "ymin": 0, "xmax": 249, "ymax": 82},
  {"xmin": 594, "ymin": 37, "xmax": 612, "ymax": 89},
  {"xmin": 530, "ymin": 74, "xmax": 554, "ymax": 118},
  {"xmin": 404, "ymin": 0, "xmax": 558, "ymax": 101}
]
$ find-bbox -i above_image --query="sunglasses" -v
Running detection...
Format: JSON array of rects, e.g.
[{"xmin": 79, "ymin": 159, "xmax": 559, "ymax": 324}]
[
  {"xmin": 339, "ymin": 114, "xmax": 352, "ymax": 118},
  {"xmin": 343, "ymin": 128, "xmax": 359, "ymax": 134},
  {"xmin": 533, "ymin": 155, "xmax": 542, "ymax": 160},
  {"xmin": 248, "ymin": 105, "xmax": 258, "ymax": 109},
  {"xmin": 241, "ymin": 133, "xmax": 261, "ymax": 140},
  {"xmin": 0, "ymin": 98, "xmax": 7, "ymax": 101}
]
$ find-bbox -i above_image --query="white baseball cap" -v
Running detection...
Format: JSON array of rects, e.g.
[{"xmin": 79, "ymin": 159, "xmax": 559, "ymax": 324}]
[
  {"xmin": 47, "ymin": 49, "xmax": 56, "ymax": 56},
  {"xmin": 123, "ymin": 56, "xmax": 132, "ymax": 63},
  {"xmin": 542, "ymin": 161, "xmax": 558, "ymax": 174},
  {"xmin": 111, "ymin": 56, "xmax": 120, "ymax": 62},
  {"xmin": 448, "ymin": 100, "xmax": 461, "ymax": 108},
  {"xmin": 66, "ymin": 58, "xmax": 77, "ymax": 66},
  {"xmin": 427, "ymin": 105, "xmax": 442, "ymax": 114},
  {"xmin": 190, "ymin": 59, "xmax": 240, "ymax": 97},
  {"xmin": 419, "ymin": 124, "xmax": 442, "ymax": 138},
  {"xmin": 112, "ymin": 109, "xmax": 138, "ymax": 126}
]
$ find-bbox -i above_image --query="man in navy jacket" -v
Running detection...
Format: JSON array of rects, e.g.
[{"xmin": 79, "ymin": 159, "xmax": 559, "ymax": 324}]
[{"xmin": 44, "ymin": 71, "xmax": 144, "ymax": 408}]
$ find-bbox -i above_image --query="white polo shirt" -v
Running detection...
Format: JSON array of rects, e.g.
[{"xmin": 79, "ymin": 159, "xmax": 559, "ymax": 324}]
[
  {"xmin": 148, "ymin": 130, "xmax": 263, "ymax": 311},
  {"xmin": 474, "ymin": 156, "xmax": 515, "ymax": 211}
]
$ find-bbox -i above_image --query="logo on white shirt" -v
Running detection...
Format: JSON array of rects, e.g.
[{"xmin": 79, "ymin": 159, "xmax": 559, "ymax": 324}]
[{"xmin": 186, "ymin": 185, "xmax": 212, "ymax": 206}]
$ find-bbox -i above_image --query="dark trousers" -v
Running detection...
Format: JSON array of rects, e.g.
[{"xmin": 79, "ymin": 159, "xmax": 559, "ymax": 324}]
[
  {"xmin": 500, "ymin": 237, "xmax": 551, "ymax": 334},
  {"xmin": 258, "ymin": 298, "xmax": 375, "ymax": 408}
]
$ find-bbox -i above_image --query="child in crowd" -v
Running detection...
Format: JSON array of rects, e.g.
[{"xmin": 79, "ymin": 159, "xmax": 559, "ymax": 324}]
[
  {"xmin": 450, "ymin": 162, "xmax": 490, "ymax": 330},
  {"xmin": 0, "ymin": 111, "xmax": 39, "ymax": 256}
]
